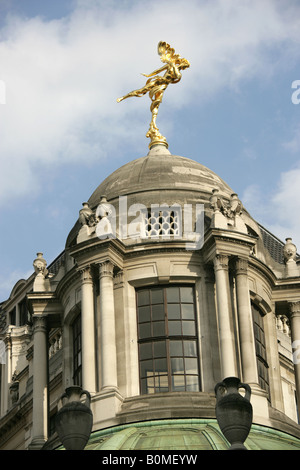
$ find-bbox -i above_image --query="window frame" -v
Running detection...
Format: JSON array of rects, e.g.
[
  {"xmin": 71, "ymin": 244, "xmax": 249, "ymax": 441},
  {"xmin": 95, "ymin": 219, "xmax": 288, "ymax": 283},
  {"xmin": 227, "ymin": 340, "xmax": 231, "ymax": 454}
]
[
  {"xmin": 136, "ymin": 285, "xmax": 200, "ymax": 395},
  {"xmin": 72, "ymin": 314, "xmax": 82, "ymax": 387},
  {"xmin": 251, "ymin": 303, "xmax": 270, "ymax": 397}
]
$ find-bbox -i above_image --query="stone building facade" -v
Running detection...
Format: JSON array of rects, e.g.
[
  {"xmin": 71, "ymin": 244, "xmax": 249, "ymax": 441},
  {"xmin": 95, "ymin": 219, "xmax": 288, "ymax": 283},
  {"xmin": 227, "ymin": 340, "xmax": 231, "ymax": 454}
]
[{"xmin": 0, "ymin": 144, "xmax": 300, "ymax": 450}]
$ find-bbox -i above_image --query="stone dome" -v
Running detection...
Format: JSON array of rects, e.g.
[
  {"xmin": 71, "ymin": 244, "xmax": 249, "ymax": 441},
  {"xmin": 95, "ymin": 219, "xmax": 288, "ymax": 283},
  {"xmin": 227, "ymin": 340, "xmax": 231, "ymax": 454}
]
[
  {"xmin": 66, "ymin": 145, "xmax": 242, "ymax": 247},
  {"xmin": 88, "ymin": 145, "xmax": 234, "ymax": 210},
  {"xmin": 60, "ymin": 419, "xmax": 300, "ymax": 451}
]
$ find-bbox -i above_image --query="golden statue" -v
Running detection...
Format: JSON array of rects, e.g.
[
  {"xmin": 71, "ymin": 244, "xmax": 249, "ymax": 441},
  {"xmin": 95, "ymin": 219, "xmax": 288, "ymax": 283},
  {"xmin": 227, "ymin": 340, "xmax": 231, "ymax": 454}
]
[{"xmin": 117, "ymin": 41, "xmax": 190, "ymax": 149}]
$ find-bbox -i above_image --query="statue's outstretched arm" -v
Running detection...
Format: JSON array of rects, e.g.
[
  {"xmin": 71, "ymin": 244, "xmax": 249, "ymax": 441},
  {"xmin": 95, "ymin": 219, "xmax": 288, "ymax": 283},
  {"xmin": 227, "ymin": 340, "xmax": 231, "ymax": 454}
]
[{"xmin": 141, "ymin": 64, "xmax": 168, "ymax": 78}]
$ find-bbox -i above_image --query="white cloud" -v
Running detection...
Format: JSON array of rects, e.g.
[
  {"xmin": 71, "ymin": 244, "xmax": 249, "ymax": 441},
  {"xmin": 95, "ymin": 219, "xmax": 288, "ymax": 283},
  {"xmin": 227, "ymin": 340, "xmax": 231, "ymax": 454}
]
[
  {"xmin": 0, "ymin": 0, "xmax": 300, "ymax": 204},
  {"xmin": 0, "ymin": 268, "xmax": 33, "ymax": 301},
  {"xmin": 242, "ymin": 165, "xmax": 300, "ymax": 249}
]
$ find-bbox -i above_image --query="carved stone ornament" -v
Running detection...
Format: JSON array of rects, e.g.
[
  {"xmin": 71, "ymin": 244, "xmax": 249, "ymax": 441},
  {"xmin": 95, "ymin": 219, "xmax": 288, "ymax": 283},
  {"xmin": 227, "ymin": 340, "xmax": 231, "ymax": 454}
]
[
  {"xmin": 283, "ymin": 238, "xmax": 299, "ymax": 278},
  {"xmin": 33, "ymin": 252, "xmax": 48, "ymax": 277},
  {"xmin": 33, "ymin": 253, "xmax": 51, "ymax": 292},
  {"xmin": 283, "ymin": 238, "xmax": 297, "ymax": 263},
  {"xmin": 210, "ymin": 190, "xmax": 247, "ymax": 233},
  {"xmin": 235, "ymin": 257, "xmax": 248, "ymax": 275},
  {"xmin": 214, "ymin": 254, "xmax": 229, "ymax": 271},
  {"xmin": 98, "ymin": 260, "xmax": 114, "ymax": 279},
  {"xmin": 289, "ymin": 301, "xmax": 300, "ymax": 317}
]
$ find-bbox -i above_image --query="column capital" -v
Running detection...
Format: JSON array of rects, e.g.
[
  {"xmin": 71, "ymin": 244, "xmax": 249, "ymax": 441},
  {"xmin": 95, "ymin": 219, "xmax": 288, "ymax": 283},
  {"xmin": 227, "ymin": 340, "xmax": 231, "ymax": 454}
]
[
  {"xmin": 235, "ymin": 257, "xmax": 249, "ymax": 275},
  {"xmin": 33, "ymin": 315, "xmax": 47, "ymax": 334},
  {"xmin": 80, "ymin": 265, "xmax": 93, "ymax": 283},
  {"xmin": 289, "ymin": 300, "xmax": 300, "ymax": 317},
  {"xmin": 213, "ymin": 253, "xmax": 229, "ymax": 271},
  {"xmin": 98, "ymin": 260, "xmax": 114, "ymax": 279}
]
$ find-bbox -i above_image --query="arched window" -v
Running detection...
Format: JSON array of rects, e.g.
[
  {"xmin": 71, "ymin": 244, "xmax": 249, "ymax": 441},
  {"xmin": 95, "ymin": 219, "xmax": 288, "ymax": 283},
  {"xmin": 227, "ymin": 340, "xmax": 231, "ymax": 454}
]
[
  {"xmin": 137, "ymin": 285, "xmax": 200, "ymax": 395},
  {"xmin": 252, "ymin": 303, "xmax": 270, "ymax": 397}
]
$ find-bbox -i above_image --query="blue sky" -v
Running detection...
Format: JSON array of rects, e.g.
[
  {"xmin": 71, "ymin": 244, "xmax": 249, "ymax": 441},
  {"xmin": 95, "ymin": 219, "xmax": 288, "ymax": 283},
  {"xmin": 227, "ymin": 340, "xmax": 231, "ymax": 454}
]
[{"xmin": 0, "ymin": 0, "xmax": 300, "ymax": 301}]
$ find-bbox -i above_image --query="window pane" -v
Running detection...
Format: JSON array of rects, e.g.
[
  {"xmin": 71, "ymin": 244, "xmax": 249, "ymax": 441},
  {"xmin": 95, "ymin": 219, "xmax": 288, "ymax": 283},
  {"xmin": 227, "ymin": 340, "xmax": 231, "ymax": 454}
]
[
  {"xmin": 154, "ymin": 358, "xmax": 167, "ymax": 375},
  {"xmin": 139, "ymin": 323, "xmax": 151, "ymax": 339},
  {"xmin": 166, "ymin": 286, "xmax": 180, "ymax": 302},
  {"xmin": 172, "ymin": 375, "xmax": 185, "ymax": 391},
  {"xmin": 168, "ymin": 321, "xmax": 182, "ymax": 336},
  {"xmin": 181, "ymin": 304, "xmax": 194, "ymax": 319},
  {"xmin": 182, "ymin": 321, "xmax": 196, "ymax": 336},
  {"xmin": 138, "ymin": 290, "xmax": 150, "ymax": 306},
  {"xmin": 140, "ymin": 360, "xmax": 153, "ymax": 378},
  {"xmin": 139, "ymin": 343, "xmax": 152, "ymax": 360},
  {"xmin": 138, "ymin": 305, "xmax": 150, "ymax": 323},
  {"xmin": 171, "ymin": 357, "xmax": 184, "ymax": 374},
  {"xmin": 183, "ymin": 340, "xmax": 197, "ymax": 357},
  {"xmin": 141, "ymin": 377, "xmax": 155, "ymax": 394},
  {"xmin": 185, "ymin": 358, "xmax": 198, "ymax": 374},
  {"xmin": 156, "ymin": 376, "xmax": 169, "ymax": 393},
  {"xmin": 169, "ymin": 340, "xmax": 183, "ymax": 357},
  {"xmin": 152, "ymin": 321, "xmax": 165, "ymax": 337},
  {"xmin": 167, "ymin": 303, "xmax": 180, "ymax": 319},
  {"xmin": 153, "ymin": 341, "xmax": 166, "ymax": 358},
  {"xmin": 152, "ymin": 304, "xmax": 164, "ymax": 321},
  {"xmin": 151, "ymin": 288, "xmax": 164, "ymax": 304},
  {"xmin": 186, "ymin": 376, "xmax": 199, "ymax": 391},
  {"xmin": 180, "ymin": 287, "xmax": 194, "ymax": 303}
]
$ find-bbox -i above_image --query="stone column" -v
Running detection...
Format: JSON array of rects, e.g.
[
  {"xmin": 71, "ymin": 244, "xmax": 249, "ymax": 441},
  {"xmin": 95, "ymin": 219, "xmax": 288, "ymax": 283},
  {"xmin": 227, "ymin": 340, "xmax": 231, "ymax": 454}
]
[
  {"xmin": 235, "ymin": 258, "xmax": 259, "ymax": 386},
  {"xmin": 30, "ymin": 315, "xmax": 48, "ymax": 449},
  {"xmin": 80, "ymin": 266, "xmax": 96, "ymax": 393},
  {"xmin": 99, "ymin": 260, "xmax": 118, "ymax": 391},
  {"xmin": 289, "ymin": 301, "xmax": 300, "ymax": 418},
  {"xmin": 213, "ymin": 254, "xmax": 237, "ymax": 379}
]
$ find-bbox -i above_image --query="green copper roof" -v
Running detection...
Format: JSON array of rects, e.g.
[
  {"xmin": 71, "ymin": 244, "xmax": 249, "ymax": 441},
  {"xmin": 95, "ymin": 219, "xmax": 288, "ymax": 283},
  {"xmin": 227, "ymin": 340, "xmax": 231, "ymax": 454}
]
[{"xmin": 79, "ymin": 419, "xmax": 300, "ymax": 451}]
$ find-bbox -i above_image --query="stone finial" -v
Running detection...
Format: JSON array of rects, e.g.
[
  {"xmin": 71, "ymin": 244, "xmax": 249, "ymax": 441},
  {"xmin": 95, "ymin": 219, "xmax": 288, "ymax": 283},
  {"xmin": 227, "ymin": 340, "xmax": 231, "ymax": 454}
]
[
  {"xmin": 283, "ymin": 238, "xmax": 299, "ymax": 278},
  {"xmin": 79, "ymin": 202, "xmax": 93, "ymax": 226},
  {"xmin": 95, "ymin": 196, "xmax": 112, "ymax": 219},
  {"xmin": 283, "ymin": 238, "xmax": 297, "ymax": 263},
  {"xmin": 33, "ymin": 252, "xmax": 48, "ymax": 277},
  {"xmin": 33, "ymin": 253, "xmax": 50, "ymax": 292}
]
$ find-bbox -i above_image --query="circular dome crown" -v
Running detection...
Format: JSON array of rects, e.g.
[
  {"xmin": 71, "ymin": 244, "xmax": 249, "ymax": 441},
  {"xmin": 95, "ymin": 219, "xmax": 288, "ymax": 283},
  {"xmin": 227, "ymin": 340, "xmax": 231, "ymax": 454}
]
[{"xmin": 88, "ymin": 146, "xmax": 233, "ymax": 209}]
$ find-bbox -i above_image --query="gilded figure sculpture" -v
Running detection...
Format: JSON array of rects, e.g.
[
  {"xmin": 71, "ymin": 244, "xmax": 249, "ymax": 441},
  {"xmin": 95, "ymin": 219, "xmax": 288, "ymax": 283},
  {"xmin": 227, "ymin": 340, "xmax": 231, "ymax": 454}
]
[{"xmin": 117, "ymin": 41, "xmax": 190, "ymax": 149}]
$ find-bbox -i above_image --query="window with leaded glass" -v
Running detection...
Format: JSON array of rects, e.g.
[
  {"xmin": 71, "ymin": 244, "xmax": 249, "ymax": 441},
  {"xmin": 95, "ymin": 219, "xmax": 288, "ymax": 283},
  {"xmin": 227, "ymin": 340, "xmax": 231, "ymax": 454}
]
[
  {"xmin": 252, "ymin": 303, "xmax": 269, "ymax": 396},
  {"xmin": 137, "ymin": 285, "xmax": 200, "ymax": 395},
  {"xmin": 73, "ymin": 314, "xmax": 82, "ymax": 387}
]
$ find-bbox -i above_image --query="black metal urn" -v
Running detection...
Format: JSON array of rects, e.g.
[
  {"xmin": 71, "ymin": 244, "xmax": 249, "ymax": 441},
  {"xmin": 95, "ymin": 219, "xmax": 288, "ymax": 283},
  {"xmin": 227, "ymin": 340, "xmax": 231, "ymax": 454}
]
[
  {"xmin": 55, "ymin": 386, "xmax": 93, "ymax": 450},
  {"xmin": 215, "ymin": 377, "xmax": 253, "ymax": 450}
]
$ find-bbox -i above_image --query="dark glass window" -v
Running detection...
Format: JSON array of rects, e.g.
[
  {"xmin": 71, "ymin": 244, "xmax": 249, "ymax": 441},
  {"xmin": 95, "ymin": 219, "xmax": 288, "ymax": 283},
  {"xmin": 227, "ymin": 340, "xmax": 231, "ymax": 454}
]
[
  {"xmin": 252, "ymin": 304, "xmax": 269, "ymax": 397},
  {"xmin": 73, "ymin": 314, "xmax": 82, "ymax": 386},
  {"xmin": 137, "ymin": 286, "xmax": 200, "ymax": 395}
]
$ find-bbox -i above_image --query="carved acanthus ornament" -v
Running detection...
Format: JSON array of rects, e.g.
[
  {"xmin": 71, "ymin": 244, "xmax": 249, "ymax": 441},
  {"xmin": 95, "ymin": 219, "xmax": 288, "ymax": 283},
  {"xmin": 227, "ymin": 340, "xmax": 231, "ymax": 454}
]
[
  {"xmin": 80, "ymin": 266, "xmax": 93, "ymax": 284},
  {"xmin": 289, "ymin": 301, "xmax": 300, "ymax": 318},
  {"xmin": 98, "ymin": 260, "xmax": 114, "ymax": 279},
  {"xmin": 235, "ymin": 258, "xmax": 248, "ymax": 275},
  {"xmin": 213, "ymin": 254, "xmax": 229, "ymax": 271}
]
